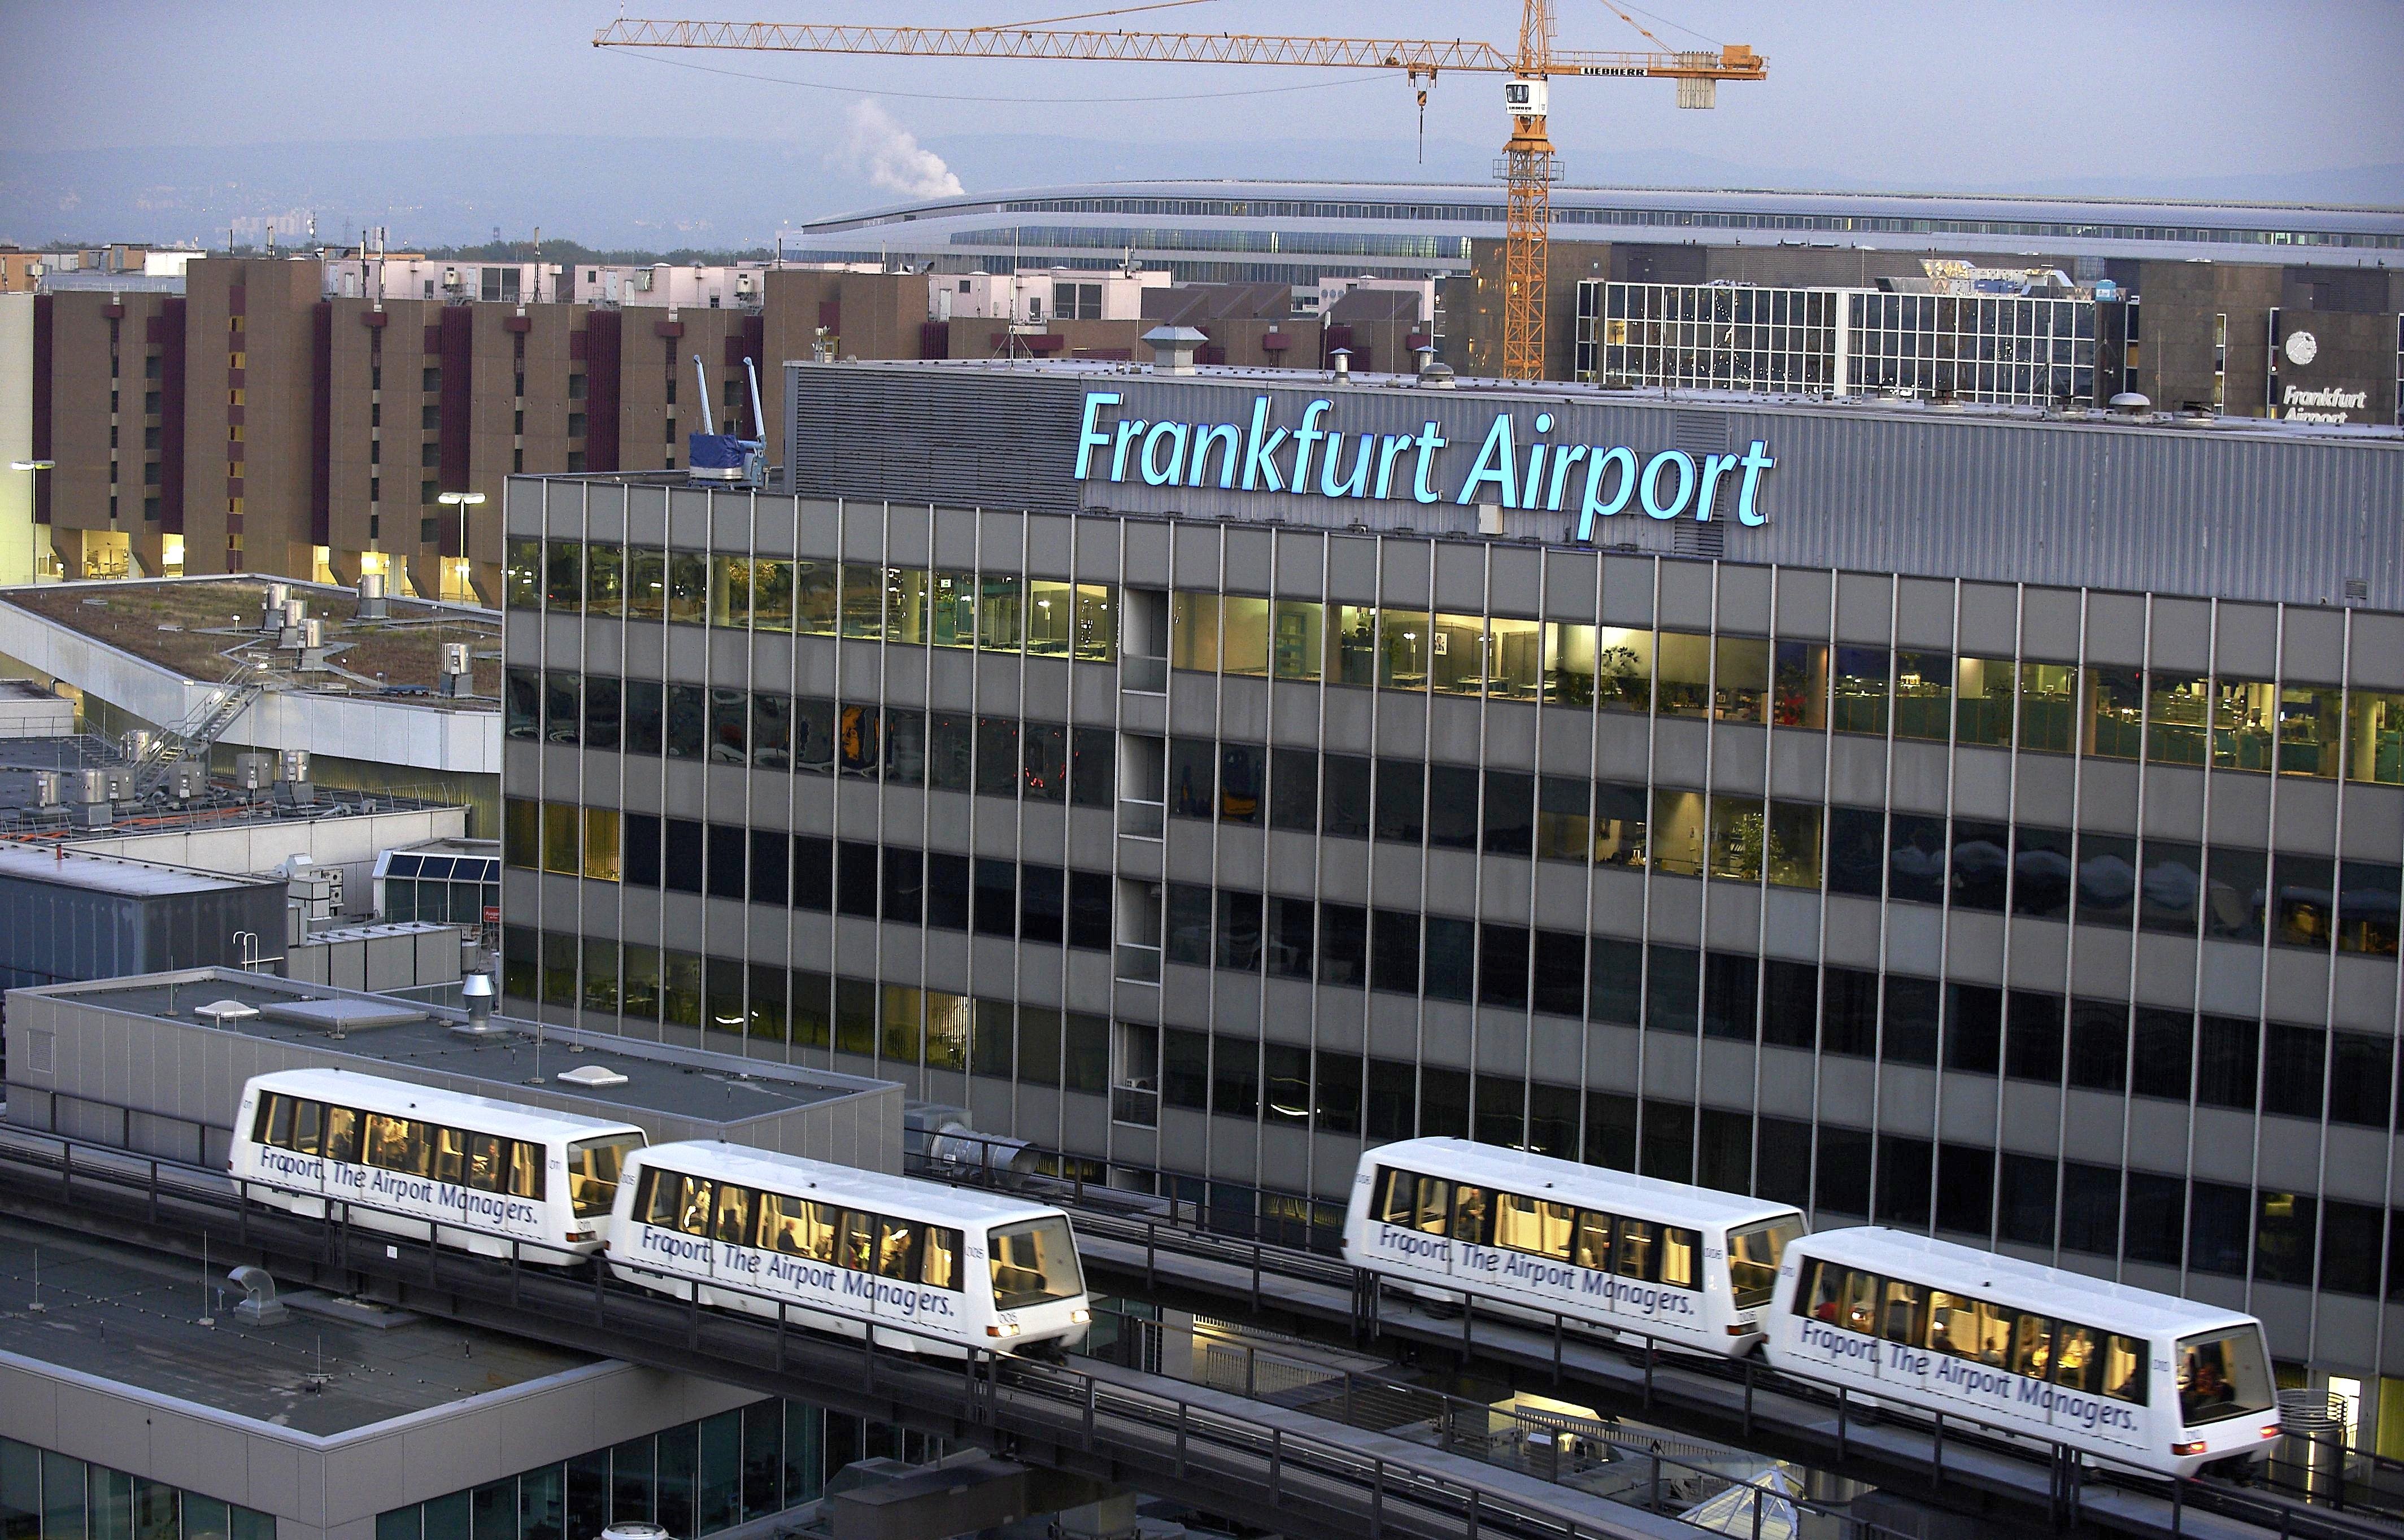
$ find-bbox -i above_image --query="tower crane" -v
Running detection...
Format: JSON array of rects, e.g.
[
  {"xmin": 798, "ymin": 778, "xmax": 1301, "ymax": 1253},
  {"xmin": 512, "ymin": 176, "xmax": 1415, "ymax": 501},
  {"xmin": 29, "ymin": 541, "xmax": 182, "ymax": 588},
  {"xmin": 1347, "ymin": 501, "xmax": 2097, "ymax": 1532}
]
[{"xmin": 594, "ymin": 6, "xmax": 1765, "ymax": 382}]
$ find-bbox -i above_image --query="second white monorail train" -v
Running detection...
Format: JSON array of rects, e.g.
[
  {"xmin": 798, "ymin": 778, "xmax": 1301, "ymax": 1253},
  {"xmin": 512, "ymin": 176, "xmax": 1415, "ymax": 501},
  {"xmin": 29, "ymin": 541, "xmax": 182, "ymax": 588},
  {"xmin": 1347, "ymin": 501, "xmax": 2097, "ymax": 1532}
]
[
  {"xmin": 608, "ymin": 1141, "xmax": 1092, "ymax": 1358},
  {"xmin": 1340, "ymin": 1137, "xmax": 2281, "ymax": 1478},
  {"xmin": 1342, "ymin": 1137, "xmax": 1808, "ymax": 1353}
]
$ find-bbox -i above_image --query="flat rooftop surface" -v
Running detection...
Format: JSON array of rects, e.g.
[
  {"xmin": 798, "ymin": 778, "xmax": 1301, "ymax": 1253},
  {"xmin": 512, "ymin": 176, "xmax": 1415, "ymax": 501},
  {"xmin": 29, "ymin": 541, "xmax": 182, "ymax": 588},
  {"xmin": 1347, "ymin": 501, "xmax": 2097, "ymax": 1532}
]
[
  {"xmin": 0, "ymin": 844, "xmax": 271, "ymax": 896},
  {"xmin": 0, "ymin": 1214, "xmax": 594, "ymax": 1438},
  {"xmin": 4, "ymin": 577, "xmax": 501, "ymax": 706},
  {"xmin": 47, "ymin": 970, "xmax": 889, "ymax": 1128}
]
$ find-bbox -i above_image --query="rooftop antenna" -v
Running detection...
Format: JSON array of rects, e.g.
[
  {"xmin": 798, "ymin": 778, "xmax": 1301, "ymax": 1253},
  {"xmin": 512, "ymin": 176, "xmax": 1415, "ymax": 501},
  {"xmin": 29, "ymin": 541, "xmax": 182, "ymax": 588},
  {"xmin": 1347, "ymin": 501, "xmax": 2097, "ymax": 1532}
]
[
  {"xmin": 27, "ymin": 1245, "xmax": 43, "ymax": 1313},
  {"xmin": 197, "ymin": 1236, "xmax": 215, "ymax": 1327},
  {"xmin": 532, "ymin": 226, "xmax": 542, "ymax": 303},
  {"xmin": 691, "ymin": 354, "xmax": 716, "ymax": 435}
]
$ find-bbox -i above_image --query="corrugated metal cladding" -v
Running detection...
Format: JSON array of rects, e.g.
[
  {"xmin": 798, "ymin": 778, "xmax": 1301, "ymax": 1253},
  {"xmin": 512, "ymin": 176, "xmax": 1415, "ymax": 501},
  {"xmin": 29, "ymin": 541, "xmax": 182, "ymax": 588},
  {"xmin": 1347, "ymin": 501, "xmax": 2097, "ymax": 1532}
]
[
  {"xmin": 787, "ymin": 362, "xmax": 1085, "ymax": 514},
  {"xmin": 784, "ymin": 364, "xmax": 2404, "ymax": 612}
]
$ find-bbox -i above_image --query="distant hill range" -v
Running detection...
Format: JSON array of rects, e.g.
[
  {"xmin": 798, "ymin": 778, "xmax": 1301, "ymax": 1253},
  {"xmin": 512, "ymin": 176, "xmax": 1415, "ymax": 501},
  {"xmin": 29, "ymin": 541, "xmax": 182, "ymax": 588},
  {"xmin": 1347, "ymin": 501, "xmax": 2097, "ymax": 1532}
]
[{"xmin": 6, "ymin": 133, "xmax": 2397, "ymax": 252}]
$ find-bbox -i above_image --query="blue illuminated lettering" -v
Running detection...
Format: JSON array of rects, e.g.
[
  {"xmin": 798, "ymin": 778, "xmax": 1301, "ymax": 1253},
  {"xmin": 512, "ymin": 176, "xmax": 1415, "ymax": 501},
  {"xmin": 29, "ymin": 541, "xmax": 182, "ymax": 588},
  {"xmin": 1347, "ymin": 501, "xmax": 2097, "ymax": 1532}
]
[
  {"xmin": 1291, "ymin": 399, "xmax": 1332, "ymax": 491},
  {"xmin": 1066, "ymin": 396, "xmax": 1773, "ymax": 531},
  {"xmin": 1456, "ymin": 414, "xmax": 1518, "ymax": 508},
  {"xmin": 1241, "ymin": 395, "xmax": 1288, "ymax": 492},
  {"xmin": 1073, "ymin": 391, "xmax": 1120, "ymax": 479},
  {"xmin": 1735, "ymin": 440, "xmax": 1776, "ymax": 526},
  {"xmin": 1640, "ymin": 451, "xmax": 1695, "ymax": 520},
  {"xmin": 1578, "ymin": 447, "xmax": 1636, "ymax": 538},
  {"xmin": 1140, "ymin": 420, "xmax": 1188, "ymax": 487}
]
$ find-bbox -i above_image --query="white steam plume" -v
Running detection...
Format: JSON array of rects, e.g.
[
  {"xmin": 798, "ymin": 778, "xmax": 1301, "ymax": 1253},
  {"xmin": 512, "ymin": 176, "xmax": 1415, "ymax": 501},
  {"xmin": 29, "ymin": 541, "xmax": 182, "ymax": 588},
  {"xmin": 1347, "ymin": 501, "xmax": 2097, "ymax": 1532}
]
[{"xmin": 835, "ymin": 100, "xmax": 964, "ymax": 200}]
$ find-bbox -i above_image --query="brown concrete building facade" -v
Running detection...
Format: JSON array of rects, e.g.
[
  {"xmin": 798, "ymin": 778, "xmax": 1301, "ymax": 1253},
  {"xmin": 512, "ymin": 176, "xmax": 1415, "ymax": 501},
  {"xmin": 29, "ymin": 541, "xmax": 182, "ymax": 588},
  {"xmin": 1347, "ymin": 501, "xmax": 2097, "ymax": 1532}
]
[{"xmin": 28, "ymin": 260, "xmax": 1436, "ymax": 596}]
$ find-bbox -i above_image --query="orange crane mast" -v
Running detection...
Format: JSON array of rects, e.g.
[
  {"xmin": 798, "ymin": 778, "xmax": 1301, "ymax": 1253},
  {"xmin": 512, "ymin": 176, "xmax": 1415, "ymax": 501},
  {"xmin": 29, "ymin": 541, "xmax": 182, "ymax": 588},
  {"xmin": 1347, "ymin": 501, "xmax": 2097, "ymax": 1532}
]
[{"xmin": 594, "ymin": 7, "xmax": 1765, "ymax": 382}]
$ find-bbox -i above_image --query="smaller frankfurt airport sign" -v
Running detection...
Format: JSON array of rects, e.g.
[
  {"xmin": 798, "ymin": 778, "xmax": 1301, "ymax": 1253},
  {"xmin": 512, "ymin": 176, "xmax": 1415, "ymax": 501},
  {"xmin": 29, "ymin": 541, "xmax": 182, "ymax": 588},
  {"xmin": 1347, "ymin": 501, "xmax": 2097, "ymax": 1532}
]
[{"xmin": 1073, "ymin": 391, "xmax": 1775, "ymax": 538}]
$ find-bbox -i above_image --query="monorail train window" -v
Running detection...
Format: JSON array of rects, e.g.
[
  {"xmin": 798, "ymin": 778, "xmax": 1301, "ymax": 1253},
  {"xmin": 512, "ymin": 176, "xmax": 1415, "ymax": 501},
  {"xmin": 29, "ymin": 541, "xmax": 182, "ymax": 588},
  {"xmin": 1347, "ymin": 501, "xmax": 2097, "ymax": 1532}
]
[
  {"xmin": 1398, "ymin": 1175, "xmax": 1449, "ymax": 1234},
  {"xmin": 1449, "ymin": 1185, "xmax": 1492, "ymax": 1245},
  {"xmin": 1572, "ymin": 1212, "xmax": 1612, "ymax": 1269},
  {"xmin": 2177, "ymin": 1327, "xmax": 2273, "ymax": 1425},
  {"xmin": 366, "ymin": 1113, "xmax": 430, "ymax": 1176},
  {"xmin": 291, "ymin": 1099, "xmax": 324, "ymax": 1154},
  {"xmin": 714, "ymin": 1185, "xmax": 755, "ymax": 1246},
  {"xmin": 1880, "ymin": 1280, "xmax": 1926, "ymax": 1345},
  {"xmin": 432, "ymin": 1127, "xmax": 468, "ymax": 1185},
  {"xmin": 922, "ymin": 1227, "xmax": 962, "ymax": 1290},
  {"xmin": 1927, "ymin": 1292, "xmax": 1975, "ymax": 1356},
  {"xmin": 324, "ymin": 1106, "xmax": 360, "ymax": 1162},
  {"xmin": 508, "ymin": 1140, "xmax": 543, "ymax": 1199},
  {"xmin": 667, "ymin": 1174, "xmax": 715, "ymax": 1236},
  {"xmin": 569, "ymin": 1136, "xmax": 641, "ymax": 1216},
  {"xmin": 1659, "ymin": 1227, "xmax": 1698, "ymax": 1289},
  {"xmin": 840, "ymin": 1211, "xmax": 877, "ymax": 1271},
  {"xmin": 1970, "ymin": 1301, "xmax": 2015, "ymax": 1367},
  {"xmin": 258, "ymin": 1093, "xmax": 294, "ymax": 1147},
  {"xmin": 1615, "ymin": 1218, "xmax": 1657, "ymax": 1280},
  {"xmin": 876, "ymin": 1218, "xmax": 920, "ymax": 1280},
  {"xmin": 465, "ymin": 1133, "xmax": 507, "ymax": 1193},
  {"xmin": 1728, "ymin": 1216, "xmax": 1803, "ymax": 1309},
  {"xmin": 2011, "ymin": 1312, "xmax": 2055, "ymax": 1380},
  {"xmin": 2100, "ymin": 1333, "xmax": 2148, "ymax": 1404},
  {"xmin": 1493, "ymin": 1193, "xmax": 1576, "ymax": 1259},
  {"xmin": 1798, "ymin": 1261, "xmax": 1876, "ymax": 1332},
  {"xmin": 1378, "ymin": 1169, "xmax": 1456, "ymax": 1234},
  {"xmin": 760, "ymin": 1193, "xmax": 840, "ymax": 1262},
  {"xmin": 990, "ymin": 1216, "xmax": 1085, "ymax": 1310}
]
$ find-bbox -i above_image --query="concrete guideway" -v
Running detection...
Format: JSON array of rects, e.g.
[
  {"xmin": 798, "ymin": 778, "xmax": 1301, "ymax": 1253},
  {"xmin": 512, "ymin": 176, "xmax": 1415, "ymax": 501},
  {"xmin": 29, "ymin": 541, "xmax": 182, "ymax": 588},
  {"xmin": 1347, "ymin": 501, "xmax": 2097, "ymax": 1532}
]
[{"xmin": 0, "ymin": 1129, "xmax": 1693, "ymax": 1540}]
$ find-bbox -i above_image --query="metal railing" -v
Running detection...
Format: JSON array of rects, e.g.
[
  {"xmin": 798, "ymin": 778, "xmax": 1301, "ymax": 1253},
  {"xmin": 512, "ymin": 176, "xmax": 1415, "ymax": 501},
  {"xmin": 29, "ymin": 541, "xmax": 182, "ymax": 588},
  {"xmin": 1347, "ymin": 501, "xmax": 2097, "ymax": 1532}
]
[
  {"xmin": 1113, "ymin": 943, "xmax": 1162, "ymax": 984},
  {"xmin": 1110, "ymin": 1084, "xmax": 1160, "ymax": 1128},
  {"xmin": 1121, "ymin": 656, "xmax": 1168, "ymax": 694},
  {"xmin": 1115, "ymin": 799, "xmax": 1165, "ymax": 839},
  {"xmin": 12, "ymin": 1091, "xmax": 2400, "ymax": 1540}
]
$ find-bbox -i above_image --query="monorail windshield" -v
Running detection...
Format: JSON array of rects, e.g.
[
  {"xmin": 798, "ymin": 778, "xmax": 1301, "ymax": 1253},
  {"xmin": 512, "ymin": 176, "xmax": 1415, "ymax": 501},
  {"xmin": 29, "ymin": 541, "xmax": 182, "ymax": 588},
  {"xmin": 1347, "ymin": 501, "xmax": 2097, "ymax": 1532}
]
[
  {"xmin": 1728, "ymin": 1216, "xmax": 1804, "ymax": 1308},
  {"xmin": 2179, "ymin": 1327, "xmax": 2275, "ymax": 1426},
  {"xmin": 990, "ymin": 1216, "xmax": 1083, "ymax": 1310},
  {"xmin": 568, "ymin": 1135, "xmax": 644, "ymax": 1219}
]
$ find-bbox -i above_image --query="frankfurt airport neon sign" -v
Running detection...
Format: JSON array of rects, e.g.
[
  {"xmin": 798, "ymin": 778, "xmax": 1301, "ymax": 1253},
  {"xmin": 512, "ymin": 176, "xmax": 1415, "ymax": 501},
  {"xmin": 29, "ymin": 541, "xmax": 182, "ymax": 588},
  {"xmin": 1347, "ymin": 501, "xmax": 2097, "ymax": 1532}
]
[{"xmin": 1072, "ymin": 390, "xmax": 1774, "ymax": 536}]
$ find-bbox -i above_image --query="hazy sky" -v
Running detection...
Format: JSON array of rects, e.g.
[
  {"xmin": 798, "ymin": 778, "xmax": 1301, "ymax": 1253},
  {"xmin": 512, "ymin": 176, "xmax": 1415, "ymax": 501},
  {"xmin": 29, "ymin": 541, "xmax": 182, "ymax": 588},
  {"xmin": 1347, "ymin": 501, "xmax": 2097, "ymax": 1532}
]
[{"xmin": 8, "ymin": 1, "xmax": 2402, "ymax": 180}]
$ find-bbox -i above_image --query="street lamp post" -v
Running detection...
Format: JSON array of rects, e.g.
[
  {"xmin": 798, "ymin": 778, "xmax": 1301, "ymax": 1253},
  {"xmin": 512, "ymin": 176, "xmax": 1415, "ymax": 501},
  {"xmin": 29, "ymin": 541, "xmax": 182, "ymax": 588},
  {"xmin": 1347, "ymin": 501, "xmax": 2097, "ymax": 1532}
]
[
  {"xmin": 7, "ymin": 460, "xmax": 55, "ymax": 584},
  {"xmin": 435, "ymin": 490, "xmax": 485, "ymax": 604}
]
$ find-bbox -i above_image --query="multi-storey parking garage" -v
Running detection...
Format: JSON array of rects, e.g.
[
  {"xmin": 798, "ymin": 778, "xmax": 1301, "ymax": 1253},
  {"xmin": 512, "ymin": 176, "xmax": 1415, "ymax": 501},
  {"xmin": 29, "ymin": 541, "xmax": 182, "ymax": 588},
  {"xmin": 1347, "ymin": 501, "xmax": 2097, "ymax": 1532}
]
[{"xmin": 499, "ymin": 357, "xmax": 2404, "ymax": 1425}]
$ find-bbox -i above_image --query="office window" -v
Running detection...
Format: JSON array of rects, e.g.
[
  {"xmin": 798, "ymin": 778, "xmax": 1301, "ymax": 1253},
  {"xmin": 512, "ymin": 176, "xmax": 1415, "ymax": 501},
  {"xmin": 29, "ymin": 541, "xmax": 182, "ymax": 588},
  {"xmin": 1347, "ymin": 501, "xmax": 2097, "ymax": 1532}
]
[
  {"xmin": 1373, "ymin": 759, "xmax": 1423, "ymax": 844},
  {"xmin": 1426, "ymin": 764, "xmax": 1479, "ymax": 851},
  {"xmin": 1322, "ymin": 753, "xmax": 1371, "ymax": 838},
  {"xmin": 2273, "ymin": 853, "xmax": 2335, "ymax": 948},
  {"xmin": 1831, "ymin": 647, "xmax": 1889, "ymax": 735},
  {"xmin": 1886, "ymin": 813, "xmax": 1946, "ymax": 905},
  {"xmin": 2075, "ymin": 832, "xmax": 2137, "ymax": 928},
  {"xmin": 1316, "ymin": 901, "xmax": 1367, "ymax": 987},
  {"xmin": 2130, "ymin": 1009, "xmax": 2193, "ymax": 1100},
  {"xmin": 1269, "ymin": 747, "xmax": 1317, "ymax": 832},
  {"xmin": 1826, "ymin": 806, "xmax": 1884, "ymax": 897},
  {"xmin": 1164, "ymin": 883, "xmax": 1212, "ymax": 966}
]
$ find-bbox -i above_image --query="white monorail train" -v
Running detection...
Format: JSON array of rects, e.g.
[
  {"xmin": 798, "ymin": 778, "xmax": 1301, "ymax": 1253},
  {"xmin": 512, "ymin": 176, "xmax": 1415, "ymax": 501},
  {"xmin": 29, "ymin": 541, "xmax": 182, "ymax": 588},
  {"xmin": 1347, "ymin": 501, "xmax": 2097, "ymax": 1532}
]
[
  {"xmin": 231, "ymin": 1070, "xmax": 1091, "ymax": 1358},
  {"xmin": 231, "ymin": 1069, "xmax": 648, "ymax": 1261},
  {"xmin": 608, "ymin": 1141, "xmax": 1091, "ymax": 1358},
  {"xmin": 1340, "ymin": 1138, "xmax": 2280, "ymax": 1478},
  {"xmin": 1772, "ymin": 1229, "xmax": 2280, "ymax": 1478},
  {"xmin": 1342, "ymin": 1138, "xmax": 1808, "ymax": 1353}
]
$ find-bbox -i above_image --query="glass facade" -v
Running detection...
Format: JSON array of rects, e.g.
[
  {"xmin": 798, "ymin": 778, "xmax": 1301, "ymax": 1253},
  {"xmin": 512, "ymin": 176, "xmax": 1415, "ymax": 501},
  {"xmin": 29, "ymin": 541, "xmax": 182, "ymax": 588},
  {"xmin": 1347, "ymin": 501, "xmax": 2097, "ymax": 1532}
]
[
  {"xmin": 374, "ymin": 1401, "xmax": 828, "ymax": 1540},
  {"xmin": 0, "ymin": 1438, "xmax": 273, "ymax": 1540},
  {"xmin": 505, "ymin": 478, "xmax": 2404, "ymax": 1380},
  {"xmin": 1576, "ymin": 281, "xmax": 2097, "ymax": 405}
]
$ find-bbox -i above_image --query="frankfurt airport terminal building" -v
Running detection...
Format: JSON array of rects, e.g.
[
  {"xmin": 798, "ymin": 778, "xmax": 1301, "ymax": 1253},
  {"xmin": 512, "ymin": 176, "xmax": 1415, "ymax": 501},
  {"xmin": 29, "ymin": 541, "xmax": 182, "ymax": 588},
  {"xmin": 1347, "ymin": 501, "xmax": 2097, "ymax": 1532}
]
[{"xmin": 499, "ymin": 355, "xmax": 2404, "ymax": 1395}]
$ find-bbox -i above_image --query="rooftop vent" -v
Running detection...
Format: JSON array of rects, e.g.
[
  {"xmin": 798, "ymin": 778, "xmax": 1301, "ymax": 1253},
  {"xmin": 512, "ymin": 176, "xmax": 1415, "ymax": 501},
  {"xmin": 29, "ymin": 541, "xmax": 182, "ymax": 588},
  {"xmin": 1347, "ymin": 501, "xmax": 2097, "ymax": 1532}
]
[
  {"xmin": 557, "ymin": 1063, "xmax": 630, "ymax": 1088},
  {"xmin": 2107, "ymin": 391, "xmax": 2152, "ymax": 417},
  {"xmin": 228, "ymin": 1265, "xmax": 289, "ymax": 1326},
  {"xmin": 1419, "ymin": 363, "xmax": 1456, "ymax": 389},
  {"xmin": 194, "ymin": 998, "xmax": 262, "ymax": 1022},
  {"xmin": 1142, "ymin": 325, "xmax": 1208, "ymax": 376}
]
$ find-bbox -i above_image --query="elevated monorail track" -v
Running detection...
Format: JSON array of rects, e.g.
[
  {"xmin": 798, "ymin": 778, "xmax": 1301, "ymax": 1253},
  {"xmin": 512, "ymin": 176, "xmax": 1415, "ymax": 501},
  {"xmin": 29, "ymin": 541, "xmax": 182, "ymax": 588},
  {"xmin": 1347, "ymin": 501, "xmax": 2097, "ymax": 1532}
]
[{"xmin": 1, "ymin": 1100, "xmax": 2391, "ymax": 1540}]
